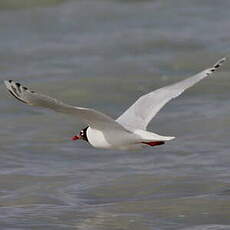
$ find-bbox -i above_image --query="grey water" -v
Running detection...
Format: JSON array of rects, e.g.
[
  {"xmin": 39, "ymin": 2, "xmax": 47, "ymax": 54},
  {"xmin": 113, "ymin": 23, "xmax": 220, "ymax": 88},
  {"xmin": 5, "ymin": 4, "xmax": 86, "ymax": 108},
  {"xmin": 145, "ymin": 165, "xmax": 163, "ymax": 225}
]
[{"xmin": 0, "ymin": 0, "xmax": 230, "ymax": 229}]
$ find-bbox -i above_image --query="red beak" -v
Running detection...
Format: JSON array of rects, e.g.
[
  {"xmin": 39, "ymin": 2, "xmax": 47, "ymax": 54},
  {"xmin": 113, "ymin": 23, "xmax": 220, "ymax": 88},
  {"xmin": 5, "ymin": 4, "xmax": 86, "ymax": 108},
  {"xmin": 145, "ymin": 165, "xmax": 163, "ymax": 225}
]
[{"xmin": 72, "ymin": 135, "xmax": 80, "ymax": 141}]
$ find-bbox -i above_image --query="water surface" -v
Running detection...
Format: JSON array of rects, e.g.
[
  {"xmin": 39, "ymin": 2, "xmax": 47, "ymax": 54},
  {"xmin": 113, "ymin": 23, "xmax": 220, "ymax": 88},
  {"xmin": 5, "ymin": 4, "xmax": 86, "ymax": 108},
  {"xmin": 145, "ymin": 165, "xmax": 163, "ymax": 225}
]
[{"xmin": 0, "ymin": 0, "xmax": 230, "ymax": 229}]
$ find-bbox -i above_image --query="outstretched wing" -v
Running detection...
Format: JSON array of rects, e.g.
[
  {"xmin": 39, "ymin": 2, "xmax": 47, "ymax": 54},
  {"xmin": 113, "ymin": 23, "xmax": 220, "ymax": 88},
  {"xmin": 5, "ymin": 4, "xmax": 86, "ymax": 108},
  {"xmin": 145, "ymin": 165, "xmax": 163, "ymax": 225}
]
[
  {"xmin": 117, "ymin": 57, "xmax": 226, "ymax": 130},
  {"xmin": 4, "ymin": 80, "xmax": 128, "ymax": 131}
]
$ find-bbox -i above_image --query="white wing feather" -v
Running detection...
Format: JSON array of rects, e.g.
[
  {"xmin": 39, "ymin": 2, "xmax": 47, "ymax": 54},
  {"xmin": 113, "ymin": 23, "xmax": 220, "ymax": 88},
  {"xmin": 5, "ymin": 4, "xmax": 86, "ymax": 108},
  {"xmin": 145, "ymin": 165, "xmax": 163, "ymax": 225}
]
[
  {"xmin": 4, "ymin": 80, "xmax": 128, "ymax": 132},
  {"xmin": 117, "ymin": 58, "xmax": 226, "ymax": 130}
]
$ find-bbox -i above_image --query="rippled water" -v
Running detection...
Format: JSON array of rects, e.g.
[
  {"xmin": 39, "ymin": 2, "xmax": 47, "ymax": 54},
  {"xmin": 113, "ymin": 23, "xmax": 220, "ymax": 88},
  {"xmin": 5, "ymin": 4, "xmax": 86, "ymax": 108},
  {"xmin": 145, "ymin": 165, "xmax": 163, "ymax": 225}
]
[{"xmin": 1, "ymin": 0, "xmax": 230, "ymax": 229}]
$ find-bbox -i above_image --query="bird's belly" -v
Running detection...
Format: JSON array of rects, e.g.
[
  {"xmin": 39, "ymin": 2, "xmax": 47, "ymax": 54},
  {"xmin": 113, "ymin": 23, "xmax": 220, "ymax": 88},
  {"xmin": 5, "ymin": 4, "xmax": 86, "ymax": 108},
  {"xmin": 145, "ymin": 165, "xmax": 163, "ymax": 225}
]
[
  {"xmin": 86, "ymin": 127, "xmax": 139, "ymax": 150},
  {"xmin": 86, "ymin": 128, "xmax": 110, "ymax": 149}
]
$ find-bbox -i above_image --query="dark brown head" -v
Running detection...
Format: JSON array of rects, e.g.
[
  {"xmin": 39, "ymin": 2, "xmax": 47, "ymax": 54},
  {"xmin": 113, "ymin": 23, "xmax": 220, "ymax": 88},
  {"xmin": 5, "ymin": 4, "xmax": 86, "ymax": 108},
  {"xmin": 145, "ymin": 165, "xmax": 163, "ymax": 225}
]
[{"xmin": 72, "ymin": 127, "xmax": 89, "ymax": 142}]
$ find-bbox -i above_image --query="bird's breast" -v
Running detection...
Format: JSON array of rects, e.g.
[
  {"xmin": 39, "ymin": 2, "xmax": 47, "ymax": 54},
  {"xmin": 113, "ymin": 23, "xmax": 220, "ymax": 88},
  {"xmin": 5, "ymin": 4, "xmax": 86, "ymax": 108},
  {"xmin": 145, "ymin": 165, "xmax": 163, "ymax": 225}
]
[
  {"xmin": 86, "ymin": 128, "xmax": 111, "ymax": 149},
  {"xmin": 86, "ymin": 127, "xmax": 139, "ymax": 150}
]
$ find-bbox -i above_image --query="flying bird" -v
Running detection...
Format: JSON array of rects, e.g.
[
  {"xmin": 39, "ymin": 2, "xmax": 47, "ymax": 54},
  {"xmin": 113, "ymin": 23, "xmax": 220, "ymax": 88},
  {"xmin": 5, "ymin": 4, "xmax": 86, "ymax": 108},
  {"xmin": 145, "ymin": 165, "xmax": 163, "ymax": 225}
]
[{"xmin": 4, "ymin": 58, "xmax": 226, "ymax": 150}]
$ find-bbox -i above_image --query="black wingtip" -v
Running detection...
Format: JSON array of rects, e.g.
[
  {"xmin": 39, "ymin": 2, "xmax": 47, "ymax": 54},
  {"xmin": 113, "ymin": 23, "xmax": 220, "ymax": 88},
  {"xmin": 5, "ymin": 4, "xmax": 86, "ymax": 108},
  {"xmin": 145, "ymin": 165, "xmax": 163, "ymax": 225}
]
[
  {"xmin": 213, "ymin": 57, "xmax": 226, "ymax": 69},
  {"xmin": 8, "ymin": 89, "xmax": 27, "ymax": 104},
  {"xmin": 4, "ymin": 80, "xmax": 27, "ymax": 104},
  {"xmin": 209, "ymin": 57, "xmax": 226, "ymax": 73}
]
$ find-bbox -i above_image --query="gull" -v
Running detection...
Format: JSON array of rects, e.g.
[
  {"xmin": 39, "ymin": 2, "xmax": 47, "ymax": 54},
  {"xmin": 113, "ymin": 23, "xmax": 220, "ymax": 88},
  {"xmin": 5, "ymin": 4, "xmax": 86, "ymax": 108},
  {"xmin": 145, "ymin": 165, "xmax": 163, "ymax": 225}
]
[{"xmin": 4, "ymin": 58, "xmax": 226, "ymax": 150}]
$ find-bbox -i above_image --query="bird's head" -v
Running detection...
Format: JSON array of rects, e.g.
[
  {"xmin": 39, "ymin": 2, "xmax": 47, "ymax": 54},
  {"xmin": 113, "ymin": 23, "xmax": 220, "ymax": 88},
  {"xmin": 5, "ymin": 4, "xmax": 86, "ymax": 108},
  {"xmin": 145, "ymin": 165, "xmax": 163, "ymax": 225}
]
[{"xmin": 72, "ymin": 127, "xmax": 89, "ymax": 142}]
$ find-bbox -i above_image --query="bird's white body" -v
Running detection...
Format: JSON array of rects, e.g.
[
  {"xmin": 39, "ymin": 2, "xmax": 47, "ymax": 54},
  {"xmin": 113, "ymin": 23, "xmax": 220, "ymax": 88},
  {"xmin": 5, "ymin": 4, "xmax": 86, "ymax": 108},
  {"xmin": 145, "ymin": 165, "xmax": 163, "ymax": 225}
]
[
  {"xmin": 4, "ymin": 57, "xmax": 226, "ymax": 150},
  {"xmin": 86, "ymin": 127, "xmax": 139, "ymax": 150},
  {"xmin": 87, "ymin": 127, "xmax": 174, "ymax": 150}
]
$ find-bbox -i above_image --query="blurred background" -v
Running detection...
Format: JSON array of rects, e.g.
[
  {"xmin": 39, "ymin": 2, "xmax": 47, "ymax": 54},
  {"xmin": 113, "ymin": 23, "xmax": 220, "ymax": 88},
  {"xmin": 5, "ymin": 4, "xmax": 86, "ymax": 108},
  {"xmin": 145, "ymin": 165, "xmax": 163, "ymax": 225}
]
[{"xmin": 0, "ymin": 0, "xmax": 230, "ymax": 229}]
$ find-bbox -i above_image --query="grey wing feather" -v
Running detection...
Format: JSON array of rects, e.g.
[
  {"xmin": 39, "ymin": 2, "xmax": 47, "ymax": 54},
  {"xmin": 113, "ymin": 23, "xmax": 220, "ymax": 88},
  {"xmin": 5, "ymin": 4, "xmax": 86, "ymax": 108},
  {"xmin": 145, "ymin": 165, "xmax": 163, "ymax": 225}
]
[
  {"xmin": 4, "ymin": 80, "xmax": 127, "ymax": 131},
  {"xmin": 117, "ymin": 57, "xmax": 226, "ymax": 130}
]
